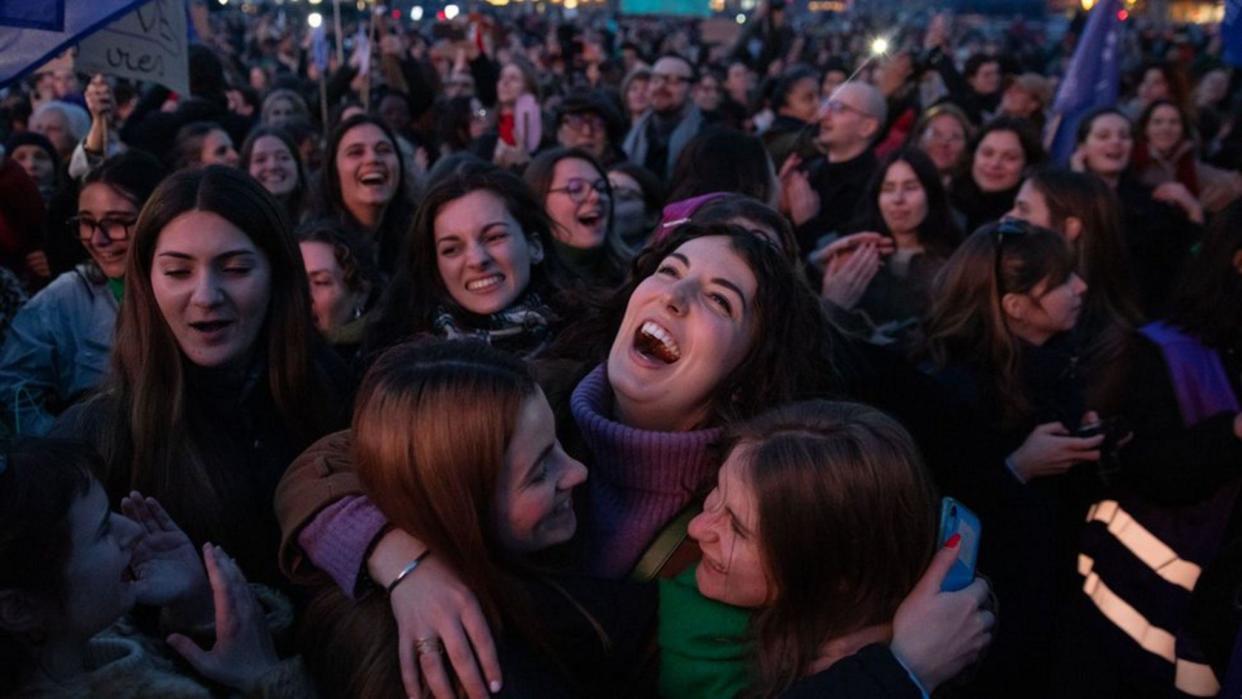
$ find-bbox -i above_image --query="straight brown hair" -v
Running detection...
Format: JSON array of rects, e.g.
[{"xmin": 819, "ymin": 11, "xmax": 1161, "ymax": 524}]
[{"xmin": 728, "ymin": 400, "xmax": 937, "ymax": 698}]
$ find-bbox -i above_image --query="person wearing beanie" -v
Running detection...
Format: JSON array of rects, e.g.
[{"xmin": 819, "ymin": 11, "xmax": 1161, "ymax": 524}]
[
  {"xmin": 4, "ymin": 131, "xmax": 61, "ymax": 205},
  {"xmin": 555, "ymin": 91, "xmax": 627, "ymax": 166}
]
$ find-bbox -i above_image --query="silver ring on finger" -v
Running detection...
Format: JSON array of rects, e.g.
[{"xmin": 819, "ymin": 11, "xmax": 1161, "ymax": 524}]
[{"xmin": 415, "ymin": 637, "xmax": 445, "ymax": 656}]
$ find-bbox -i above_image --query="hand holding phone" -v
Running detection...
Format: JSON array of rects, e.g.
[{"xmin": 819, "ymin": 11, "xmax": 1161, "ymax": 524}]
[{"xmin": 938, "ymin": 497, "xmax": 980, "ymax": 592}]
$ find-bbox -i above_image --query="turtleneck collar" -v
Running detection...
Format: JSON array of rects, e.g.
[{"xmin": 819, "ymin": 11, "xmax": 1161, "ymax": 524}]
[{"xmin": 570, "ymin": 365, "xmax": 722, "ymax": 577}]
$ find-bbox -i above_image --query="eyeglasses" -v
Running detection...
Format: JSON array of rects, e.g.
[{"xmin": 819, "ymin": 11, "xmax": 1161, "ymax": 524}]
[
  {"xmin": 922, "ymin": 128, "xmax": 966, "ymax": 146},
  {"xmin": 821, "ymin": 98, "xmax": 873, "ymax": 119},
  {"xmin": 69, "ymin": 215, "xmax": 137, "ymax": 242},
  {"xmin": 549, "ymin": 177, "xmax": 609, "ymax": 203},
  {"xmin": 651, "ymin": 72, "xmax": 691, "ymax": 87},
  {"xmin": 562, "ymin": 113, "xmax": 606, "ymax": 133}
]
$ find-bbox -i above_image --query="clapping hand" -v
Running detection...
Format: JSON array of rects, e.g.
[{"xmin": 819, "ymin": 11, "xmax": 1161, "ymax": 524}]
[
  {"xmin": 121, "ymin": 492, "xmax": 211, "ymax": 627},
  {"xmin": 166, "ymin": 544, "xmax": 281, "ymax": 695}
]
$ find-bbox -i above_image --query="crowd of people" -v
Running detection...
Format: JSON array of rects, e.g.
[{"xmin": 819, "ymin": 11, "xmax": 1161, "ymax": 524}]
[{"xmin": 0, "ymin": 1, "xmax": 1240, "ymax": 697}]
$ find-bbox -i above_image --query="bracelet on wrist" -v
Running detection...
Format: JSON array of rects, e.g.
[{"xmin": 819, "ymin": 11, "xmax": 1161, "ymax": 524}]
[{"xmin": 386, "ymin": 550, "xmax": 431, "ymax": 595}]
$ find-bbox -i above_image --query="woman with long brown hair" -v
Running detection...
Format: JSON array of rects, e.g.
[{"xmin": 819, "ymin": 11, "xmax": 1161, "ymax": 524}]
[
  {"xmin": 667, "ymin": 400, "xmax": 993, "ymax": 698},
  {"xmin": 298, "ymin": 339, "xmax": 653, "ymax": 699},
  {"xmin": 52, "ymin": 165, "xmax": 347, "ymax": 586},
  {"xmin": 922, "ymin": 220, "xmax": 1105, "ymax": 697}
]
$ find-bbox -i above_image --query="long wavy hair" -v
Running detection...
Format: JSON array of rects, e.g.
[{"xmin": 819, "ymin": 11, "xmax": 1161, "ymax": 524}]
[
  {"xmin": 96, "ymin": 166, "xmax": 335, "ymax": 551},
  {"xmin": 732, "ymin": 401, "xmax": 938, "ymax": 698},
  {"xmin": 548, "ymin": 222, "xmax": 841, "ymax": 427},
  {"xmin": 924, "ymin": 220, "xmax": 1077, "ymax": 425}
]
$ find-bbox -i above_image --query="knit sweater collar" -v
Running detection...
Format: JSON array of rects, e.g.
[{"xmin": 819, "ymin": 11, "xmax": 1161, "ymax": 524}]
[{"xmin": 570, "ymin": 364, "xmax": 721, "ymax": 493}]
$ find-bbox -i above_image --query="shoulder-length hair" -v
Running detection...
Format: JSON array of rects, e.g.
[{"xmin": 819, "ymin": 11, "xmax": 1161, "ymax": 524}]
[
  {"xmin": 524, "ymin": 146, "xmax": 632, "ymax": 272},
  {"xmin": 924, "ymin": 220, "xmax": 1076, "ymax": 425},
  {"xmin": 316, "ymin": 114, "xmax": 412, "ymax": 266},
  {"xmin": 855, "ymin": 147, "xmax": 961, "ymax": 259},
  {"xmin": 907, "ymin": 102, "xmax": 976, "ymax": 177},
  {"xmin": 364, "ymin": 163, "xmax": 573, "ymax": 357},
  {"xmin": 548, "ymin": 222, "xmax": 841, "ymax": 426},
  {"xmin": 730, "ymin": 400, "xmax": 937, "ymax": 698},
  {"xmin": 100, "ymin": 166, "xmax": 334, "ymax": 544},
  {"xmin": 1167, "ymin": 199, "xmax": 1242, "ymax": 349},
  {"xmin": 240, "ymin": 124, "xmax": 309, "ymax": 224}
]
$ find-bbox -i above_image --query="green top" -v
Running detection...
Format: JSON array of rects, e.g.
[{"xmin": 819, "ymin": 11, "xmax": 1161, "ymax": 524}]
[
  {"xmin": 106, "ymin": 276, "xmax": 124, "ymax": 304},
  {"xmin": 658, "ymin": 565, "xmax": 754, "ymax": 699}
]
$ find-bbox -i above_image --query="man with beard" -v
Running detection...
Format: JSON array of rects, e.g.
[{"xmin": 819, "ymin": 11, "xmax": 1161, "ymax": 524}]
[{"xmin": 622, "ymin": 54, "xmax": 704, "ymax": 182}]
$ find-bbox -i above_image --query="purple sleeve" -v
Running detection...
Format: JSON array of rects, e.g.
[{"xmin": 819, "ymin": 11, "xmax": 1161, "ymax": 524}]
[{"xmin": 296, "ymin": 494, "xmax": 390, "ymax": 598}]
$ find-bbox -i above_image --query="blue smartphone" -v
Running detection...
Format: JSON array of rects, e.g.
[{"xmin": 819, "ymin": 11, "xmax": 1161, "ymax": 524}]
[{"xmin": 938, "ymin": 497, "xmax": 981, "ymax": 592}]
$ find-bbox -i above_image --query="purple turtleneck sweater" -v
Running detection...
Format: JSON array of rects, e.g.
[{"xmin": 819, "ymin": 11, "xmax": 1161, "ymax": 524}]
[
  {"xmin": 571, "ymin": 365, "xmax": 721, "ymax": 578},
  {"xmin": 296, "ymin": 364, "xmax": 721, "ymax": 592}
]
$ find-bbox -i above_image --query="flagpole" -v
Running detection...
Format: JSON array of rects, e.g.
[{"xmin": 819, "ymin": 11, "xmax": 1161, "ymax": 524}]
[
  {"xmin": 362, "ymin": 1, "xmax": 376, "ymax": 112},
  {"xmin": 333, "ymin": 0, "xmax": 344, "ymax": 67}
]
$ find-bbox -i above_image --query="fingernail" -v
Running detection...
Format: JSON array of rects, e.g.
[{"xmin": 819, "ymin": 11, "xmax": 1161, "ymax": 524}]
[
  {"xmin": 946, "ymin": 533, "xmax": 961, "ymax": 548},
  {"xmin": 490, "ymin": 680, "xmax": 503, "ymax": 693}
]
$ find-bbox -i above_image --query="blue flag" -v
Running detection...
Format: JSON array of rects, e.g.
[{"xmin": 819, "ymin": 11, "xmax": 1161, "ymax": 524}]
[
  {"xmin": 1047, "ymin": 0, "xmax": 1124, "ymax": 164},
  {"xmin": 0, "ymin": 0, "xmax": 150, "ymax": 89},
  {"xmin": 1224, "ymin": 0, "xmax": 1242, "ymax": 68}
]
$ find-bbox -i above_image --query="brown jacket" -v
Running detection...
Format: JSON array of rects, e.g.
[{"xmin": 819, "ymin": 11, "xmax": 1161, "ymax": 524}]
[{"xmin": 273, "ymin": 430, "xmax": 360, "ymax": 586}]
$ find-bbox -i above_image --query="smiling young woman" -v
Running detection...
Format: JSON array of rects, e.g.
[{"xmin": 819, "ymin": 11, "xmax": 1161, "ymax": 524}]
[{"xmin": 51, "ymin": 166, "xmax": 348, "ymax": 587}]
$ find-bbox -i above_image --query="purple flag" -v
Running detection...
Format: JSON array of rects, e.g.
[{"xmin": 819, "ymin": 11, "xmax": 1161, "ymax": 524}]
[{"xmin": 1047, "ymin": 0, "xmax": 1124, "ymax": 164}]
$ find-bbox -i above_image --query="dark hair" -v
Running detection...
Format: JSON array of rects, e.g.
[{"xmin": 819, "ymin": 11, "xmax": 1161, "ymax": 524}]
[
  {"xmin": 1167, "ymin": 199, "xmax": 1242, "ymax": 349},
  {"xmin": 99, "ymin": 166, "xmax": 335, "ymax": 557},
  {"xmin": 731, "ymin": 401, "xmax": 937, "ymax": 698},
  {"xmin": 365, "ymin": 163, "xmax": 572, "ymax": 357},
  {"xmin": 316, "ymin": 114, "xmax": 412, "ymax": 270},
  {"xmin": 667, "ymin": 128, "xmax": 776, "ymax": 205},
  {"xmin": 690, "ymin": 194, "xmax": 800, "ymax": 269},
  {"xmin": 171, "ymin": 120, "xmax": 227, "ymax": 171},
  {"xmin": 973, "ymin": 116, "xmax": 1045, "ymax": 172},
  {"xmin": 294, "ymin": 217, "xmax": 380, "ymax": 297},
  {"xmin": 770, "ymin": 65, "xmax": 819, "ymax": 112},
  {"xmin": 607, "ymin": 161, "xmax": 665, "ymax": 214},
  {"xmin": 1024, "ymin": 167, "xmax": 1142, "ymax": 336},
  {"xmin": 1134, "ymin": 61, "xmax": 1191, "ymax": 114},
  {"xmin": 1134, "ymin": 99, "xmax": 1200, "ymax": 194},
  {"xmin": 855, "ymin": 147, "xmax": 961, "ymax": 258},
  {"xmin": 0, "ymin": 439, "xmax": 99, "ymax": 695},
  {"xmin": 240, "ymin": 125, "xmax": 308, "ymax": 224},
  {"xmin": 549, "ymin": 223, "xmax": 840, "ymax": 426},
  {"xmin": 524, "ymin": 147, "xmax": 630, "ymax": 275},
  {"xmin": 964, "ymin": 53, "xmax": 1001, "ymax": 81},
  {"xmin": 1074, "ymin": 107, "xmax": 1131, "ymax": 146},
  {"xmin": 925, "ymin": 221, "xmax": 1077, "ymax": 425},
  {"xmin": 82, "ymin": 149, "xmax": 167, "ymax": 212}
]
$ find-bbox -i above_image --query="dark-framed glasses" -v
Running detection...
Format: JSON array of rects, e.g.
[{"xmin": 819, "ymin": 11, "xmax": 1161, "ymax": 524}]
[
  {"xmin": 68, "ymin": 215, "xmax": 137, "ymax": 243},
  {"xmin": 549, "ymin": 177, "xmax": 609, "ymax": 204}
]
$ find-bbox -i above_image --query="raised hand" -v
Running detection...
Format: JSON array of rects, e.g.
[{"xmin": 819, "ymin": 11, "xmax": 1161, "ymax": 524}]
[
  {"xmin": 166, "ymin": 544, "xmax": 281, "ymax": 694},
  {"xmin": 778, "ymin": 154, "xmax": 821, "ymax": 227},
  {"xmin": 891, "ymin": 539, "xmax": 995, "ymax": 692},
  {"xmin": 121, "ymin": 492, "xmax": 211, "ymax": 626},
  {"xmin": 820, "ymin": 239, "xmax": 885, "ymax": 310}
]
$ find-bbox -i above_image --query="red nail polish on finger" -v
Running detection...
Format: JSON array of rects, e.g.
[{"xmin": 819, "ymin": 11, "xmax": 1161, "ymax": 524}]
[{"xmin": 945, "ymin": 534, "xmax": 961, "ymax": 549}]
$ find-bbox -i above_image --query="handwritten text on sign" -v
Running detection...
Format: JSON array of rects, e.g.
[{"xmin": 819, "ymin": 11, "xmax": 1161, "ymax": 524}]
[{"xmin": 78, "ymin": 0, "xmax": 189, "ymax": 95}]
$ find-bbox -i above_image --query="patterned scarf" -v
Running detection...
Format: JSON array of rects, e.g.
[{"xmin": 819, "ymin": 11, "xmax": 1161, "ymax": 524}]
[{"xmin": 432, "ymin": 290, "xmax": 557, "ymax": 358}]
